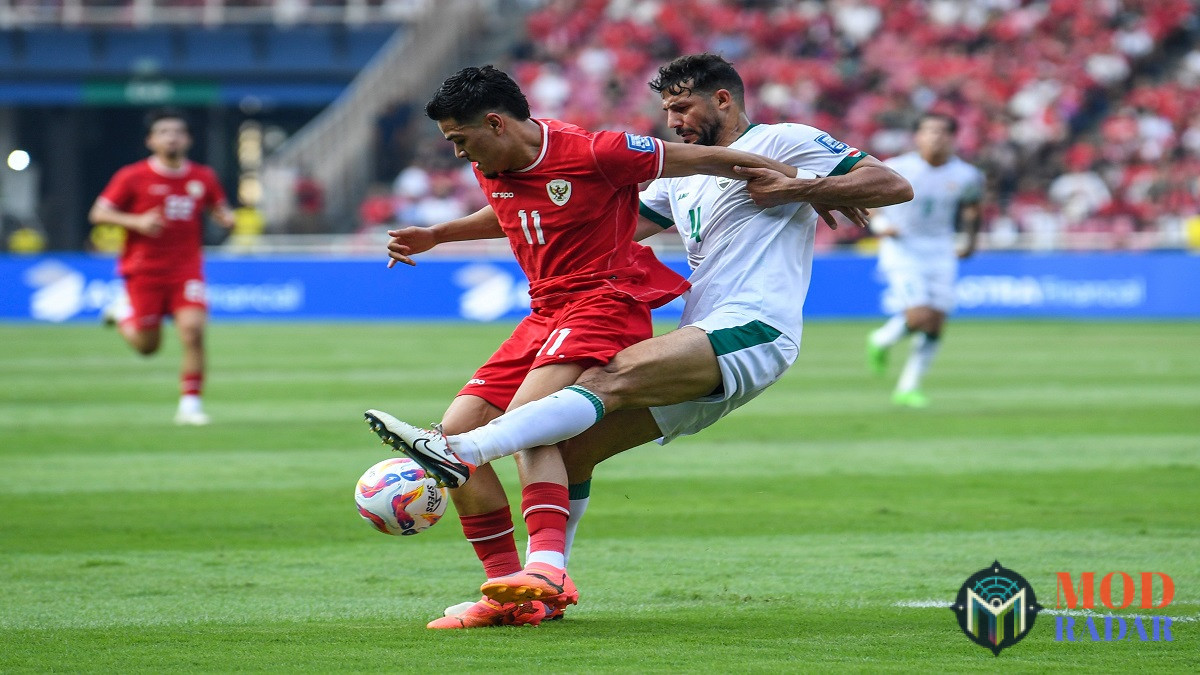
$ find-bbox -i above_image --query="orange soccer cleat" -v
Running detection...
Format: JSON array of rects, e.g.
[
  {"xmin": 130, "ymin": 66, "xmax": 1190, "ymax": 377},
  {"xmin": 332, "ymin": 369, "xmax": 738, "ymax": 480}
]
[
  {"xmin": 480, "ymin": 562, "xmax": 580, "ymax": 609},
  {"xmin": 426, "ymin": 596, "xmax": 553, "ymax": 629}
]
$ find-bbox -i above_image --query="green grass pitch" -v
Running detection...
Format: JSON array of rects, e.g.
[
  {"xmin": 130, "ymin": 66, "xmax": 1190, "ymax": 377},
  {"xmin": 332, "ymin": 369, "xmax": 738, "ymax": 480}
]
[{"xmin": 0, "ymin": 320, "xmax": 1196, "ymax": 672}]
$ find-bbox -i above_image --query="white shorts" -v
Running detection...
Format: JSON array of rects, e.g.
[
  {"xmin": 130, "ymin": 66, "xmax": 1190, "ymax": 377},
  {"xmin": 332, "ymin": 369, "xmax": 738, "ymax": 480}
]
[
  {"xmin": 879, "ymin": 257, "xmax": 958, "ymax": 314},
  {"xmin": 650, "ymin": 312, "xmax": 799, "ymax": 444}
]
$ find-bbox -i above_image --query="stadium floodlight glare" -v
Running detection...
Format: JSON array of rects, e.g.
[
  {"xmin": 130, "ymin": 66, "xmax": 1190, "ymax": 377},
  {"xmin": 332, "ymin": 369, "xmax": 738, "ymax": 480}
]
[{"xmin": 7, "ymin": 150, "xmax": 30, "ymax": 171}]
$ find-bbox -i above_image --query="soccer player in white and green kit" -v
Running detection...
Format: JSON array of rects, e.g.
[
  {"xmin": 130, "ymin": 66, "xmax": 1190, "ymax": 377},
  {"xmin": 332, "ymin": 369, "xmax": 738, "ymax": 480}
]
[
  {"xmin": 366, "ymin": 54, "xmax": 912, "ymax": 623},
  {"xmin": 866, "ymin": 113, "xmax": 985, "ymax": 407}
]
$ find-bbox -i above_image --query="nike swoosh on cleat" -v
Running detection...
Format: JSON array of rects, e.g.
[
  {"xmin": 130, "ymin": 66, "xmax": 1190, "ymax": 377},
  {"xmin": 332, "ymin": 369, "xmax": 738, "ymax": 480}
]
[{"xmin": 411, "ymin": 439, "xmax": 467, "ymax": 486}]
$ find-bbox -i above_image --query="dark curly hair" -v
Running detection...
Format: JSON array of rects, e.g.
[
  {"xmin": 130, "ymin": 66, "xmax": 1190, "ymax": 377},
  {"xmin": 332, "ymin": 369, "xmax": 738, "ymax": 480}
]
[
  {"xmin": 425, "ymin": 65, "xmax": 531, "ymax": 123},
  {"xmin": 144, "ymin": 107, "xmax": 189, "ymax": 134},
  {"xmin": 649, "ymin": 53, "xmax": 745, "ymax": 106}
]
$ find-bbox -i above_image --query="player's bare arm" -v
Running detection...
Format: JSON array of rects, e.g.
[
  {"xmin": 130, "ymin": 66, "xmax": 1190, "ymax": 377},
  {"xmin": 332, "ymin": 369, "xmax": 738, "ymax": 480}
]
[
  {"xmin": 659, "ymin": 141, "xmax": 797, "ymax": 180},
  {"xmin": 210, "ymin": 203, "xmax": 236, "ymax": 229},
  {"xmin": 957, "ymin": 202, "xmax": 982, "ymax": 259},
  {"xmin": 385, "ymin": 205, "xmax": 503, "ymax": 268},
  {"xmin": 736, "ymin": 156, "xmax": 913, "ymax": 209},
  {"xmin": 633, "ymin": 215, "xmax": 667, "ymax": 242},
  {"xmin": 89, "ymin": 199, "xmax": 165, "ymax": 237}
]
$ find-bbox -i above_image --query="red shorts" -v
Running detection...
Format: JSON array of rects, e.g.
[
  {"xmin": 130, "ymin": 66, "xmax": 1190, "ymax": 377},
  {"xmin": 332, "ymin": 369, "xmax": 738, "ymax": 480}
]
[
  {"xmin": 125, "ymin": 274, "xmax": 207, "ymax": 330},
  {"xmin": 460, "ymin": 294, "xmax": 653, "ymax": 410}
]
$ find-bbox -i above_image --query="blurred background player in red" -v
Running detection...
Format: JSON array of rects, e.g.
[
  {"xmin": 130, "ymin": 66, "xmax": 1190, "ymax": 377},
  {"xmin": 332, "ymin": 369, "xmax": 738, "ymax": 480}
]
[{"xmin": 88, "ymin": 108, "xmax": 235, "ymax": 426}]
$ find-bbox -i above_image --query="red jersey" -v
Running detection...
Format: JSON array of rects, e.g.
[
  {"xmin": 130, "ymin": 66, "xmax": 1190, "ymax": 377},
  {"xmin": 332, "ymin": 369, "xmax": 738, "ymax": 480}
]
[
  {"xmin": 97, "ymin": 158, "xmax": 226, "ymax": 279},
  {"xmin": 474, "ymin": 118, "xmax": 688, "ymax": 309}
]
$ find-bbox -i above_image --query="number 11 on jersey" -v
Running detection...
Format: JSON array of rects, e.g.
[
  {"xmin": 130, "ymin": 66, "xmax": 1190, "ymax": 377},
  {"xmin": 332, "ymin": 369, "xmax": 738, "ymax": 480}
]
[{"xmin": 518, "ymin": 210, "xmax": 545, "ymax": 245}]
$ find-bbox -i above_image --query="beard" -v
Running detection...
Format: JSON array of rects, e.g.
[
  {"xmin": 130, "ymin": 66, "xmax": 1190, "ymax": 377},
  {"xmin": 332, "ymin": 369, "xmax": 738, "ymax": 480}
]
[{"xmin": 676, "ymin": 116, "xmax": 721, "ymax": 147}]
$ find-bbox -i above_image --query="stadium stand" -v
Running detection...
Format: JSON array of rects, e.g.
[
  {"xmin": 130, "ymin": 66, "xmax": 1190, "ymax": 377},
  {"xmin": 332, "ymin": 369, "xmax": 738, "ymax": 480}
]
[{"xmin": 373, "ymin": 0, "xmax": 1199, "ymax": 251}]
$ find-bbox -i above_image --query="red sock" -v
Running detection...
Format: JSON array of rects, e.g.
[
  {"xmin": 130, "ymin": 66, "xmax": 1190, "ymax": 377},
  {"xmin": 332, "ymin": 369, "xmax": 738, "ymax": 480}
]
[
  {"xmin": 521, "ymin": 482, "xmax": 569, "ymax": 565},
  {"xmin": 181, "ymin": 371, "xmax": 203, "ymax": 396},
  {"xmin": 460, "ymin": 507, "xmax": 521, "ymax": 579}
]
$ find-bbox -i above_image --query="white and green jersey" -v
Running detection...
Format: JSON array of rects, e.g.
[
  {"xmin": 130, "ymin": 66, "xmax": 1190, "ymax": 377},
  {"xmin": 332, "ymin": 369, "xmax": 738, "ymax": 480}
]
[
  {"xmin": 639, "ymin": 123, "xmax": 866, "ymax": 344},
  {"xmin": 876, "ymin": 152, "xmax": 983, "ymax": 264}
]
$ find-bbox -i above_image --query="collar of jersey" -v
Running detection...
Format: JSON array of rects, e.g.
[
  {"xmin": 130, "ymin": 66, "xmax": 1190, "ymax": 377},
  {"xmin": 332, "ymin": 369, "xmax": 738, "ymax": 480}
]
[
  {"xmin": 511, "ymin": 119, "xmax": 550, "ymax": 173},
  {"xmin": 147, "ymin": 156, "xmax": 192, "ymax": 177},
  {"xmin": 733, "ymin": 123, "xmax": 761, "ymax": 143}
]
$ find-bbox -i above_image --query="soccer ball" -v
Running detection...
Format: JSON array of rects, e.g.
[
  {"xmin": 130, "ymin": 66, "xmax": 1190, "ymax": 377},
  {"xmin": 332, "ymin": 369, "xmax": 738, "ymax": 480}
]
[{"xmin": 354, "ymin": 457, "xmax": 448, "ymax": 536}]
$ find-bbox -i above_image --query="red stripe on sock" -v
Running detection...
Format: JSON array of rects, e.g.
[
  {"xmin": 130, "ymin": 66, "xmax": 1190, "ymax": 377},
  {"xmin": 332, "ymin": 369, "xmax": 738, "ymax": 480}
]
[
  {"xmin": 181, "ymin": 372, "xmax": 203, "ymax": 396},
  {"xmin": 521, "ymin": 482, "xmax": 568, "ymax": 557},
  {"xmin": 460, "ymin": 507, "xmax": 521, "ymax": 578}
]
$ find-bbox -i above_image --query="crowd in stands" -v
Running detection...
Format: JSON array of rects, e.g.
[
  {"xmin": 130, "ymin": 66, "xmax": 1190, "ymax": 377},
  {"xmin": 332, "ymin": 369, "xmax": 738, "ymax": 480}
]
[{"xmin": 364, "ymin": 0, "xmax": 1200, "ymax": 250}]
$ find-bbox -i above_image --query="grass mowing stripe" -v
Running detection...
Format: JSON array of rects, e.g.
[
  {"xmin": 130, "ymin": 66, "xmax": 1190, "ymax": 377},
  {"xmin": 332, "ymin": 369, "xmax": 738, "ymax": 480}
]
[{"xmin": 0, "ymin": 321, "xmax": 1195, "ymax": 671}]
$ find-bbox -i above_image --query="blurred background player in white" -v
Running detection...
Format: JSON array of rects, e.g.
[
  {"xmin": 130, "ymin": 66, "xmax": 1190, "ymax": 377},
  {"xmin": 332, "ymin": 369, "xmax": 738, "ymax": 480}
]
[
  {"xmin": 89, "ymin": 108, "xmax": 235, "ymax": 425},
  {"xmin": 866, "ymin": 113, "xmax": 984, "ymax": 408}
]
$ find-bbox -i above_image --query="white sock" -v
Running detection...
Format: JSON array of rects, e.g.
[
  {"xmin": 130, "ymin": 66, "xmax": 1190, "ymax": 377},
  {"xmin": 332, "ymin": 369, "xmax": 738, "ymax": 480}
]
[
  {"xmin": 178, "ymin": 394, "xmax": 203, "ymax": 414},
  {"xmin": 450, "ymin": 386, "xmax": 605, "ymax": 466},
  {"xmin": 897, "ymin": 333, "xmax": 941, "ymax": 392},
  {"xmin": 563, "ymin": 480, "xmax": 591, "ymax": 567},
  {"xmin": 526, "ymin": 550, "xmax": 566, "ymax": 569},
  {"xmin": 871, "ymin": 314, "xmax": 909, "ymax": 348}
]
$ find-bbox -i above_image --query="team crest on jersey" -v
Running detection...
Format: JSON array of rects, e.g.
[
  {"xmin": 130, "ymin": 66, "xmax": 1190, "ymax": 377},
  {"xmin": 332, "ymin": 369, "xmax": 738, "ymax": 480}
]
[
  {"xmin": 186, "ymin": 180, "xmax": 205, "ymax": 198},
  {"xmin": 715, "ymin": 177, "xmax": 734, "ymax": 190},
  {"xmin": 546, "ymin": 179, "xmax": 572, "ymax": 206}
]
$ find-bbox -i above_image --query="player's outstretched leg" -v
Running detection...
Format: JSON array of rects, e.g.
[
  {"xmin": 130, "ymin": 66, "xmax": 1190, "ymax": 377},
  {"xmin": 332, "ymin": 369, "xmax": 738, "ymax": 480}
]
[
  {"xmin": 428, "ymin": 596, "xmax": 554, "ymax": 629},
  {"xmin": 481, "ymin": 562, "xmax": 580, "ymax": 610},
  {"xmin": 363, "ymin": 409, "xmax": 476, "ymax": 488},
  {"xmin": 100, "ymin": 288, "xmax": 132, "ymax": 328},
  {"xmin": 891, "ymin": 389, "xmax": 930, "ymax": 408},
  {"xmin": 866, "ymin": 337, "xmax": 889, "ymax": 376}
]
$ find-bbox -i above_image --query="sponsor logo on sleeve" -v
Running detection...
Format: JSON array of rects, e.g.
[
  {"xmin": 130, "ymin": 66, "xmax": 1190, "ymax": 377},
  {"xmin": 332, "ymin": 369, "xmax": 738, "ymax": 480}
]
[
  {"xmin": 625, "ymin": 133, "xmax": 656, "ymax": 153},
  {"xmin": 815, "ymin": 133, "xmax": 849, "ymax": 154}
]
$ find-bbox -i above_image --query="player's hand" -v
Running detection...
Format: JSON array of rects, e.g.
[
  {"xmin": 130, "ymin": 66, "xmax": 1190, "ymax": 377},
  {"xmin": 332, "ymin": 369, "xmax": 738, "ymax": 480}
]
[
  {"xmin": 214, "ymin": 206, "xmax": 236, "ymax": 229},
  {"xmin": 385, "ymin": 226, "xmax": 437, "ymax": 268},
  {"xmin": 132, "ymin": 208, "xmax": 165, "ymax": 237},
  {"xmin": 811, "ymin": 204, "xmax": 870, "ymax": 230},
  {"xmin": 736, "ymin": 165, "xmax": 814, "ymax": 208}
]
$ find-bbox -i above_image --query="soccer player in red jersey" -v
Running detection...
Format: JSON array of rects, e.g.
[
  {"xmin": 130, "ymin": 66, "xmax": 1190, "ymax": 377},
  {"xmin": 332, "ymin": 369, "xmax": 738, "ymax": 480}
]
[
  {"xmin": 89, "ymin": 108, "xmax": 235, "ymax": 426},
  {"xmin": 363, "ymin": 65, "xmax": 804, "ymax": 628}
]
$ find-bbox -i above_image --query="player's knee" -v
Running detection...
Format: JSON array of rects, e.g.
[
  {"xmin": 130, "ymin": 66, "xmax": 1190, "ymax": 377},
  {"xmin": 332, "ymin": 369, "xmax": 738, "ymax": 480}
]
[
  {"xmin": 133, "ymin": 343, "xmax": 158, "ymax": 356},
  {"xmin": 130, "ymin": 335, "xmax": 160, "ymax": 355},
  {"xmin": 177, "ymin": 325, "xmax": 204, "ymax": 349},
  {"xmin": 577, "ymin": 363, "xmax": 634, "ymax": 407}
]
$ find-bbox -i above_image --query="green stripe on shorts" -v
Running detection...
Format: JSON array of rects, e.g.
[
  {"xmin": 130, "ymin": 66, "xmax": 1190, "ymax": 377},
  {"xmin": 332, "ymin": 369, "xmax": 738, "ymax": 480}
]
[{"xmin": 707, "ymin": 320, "xmax": 783, "ymax": 356}]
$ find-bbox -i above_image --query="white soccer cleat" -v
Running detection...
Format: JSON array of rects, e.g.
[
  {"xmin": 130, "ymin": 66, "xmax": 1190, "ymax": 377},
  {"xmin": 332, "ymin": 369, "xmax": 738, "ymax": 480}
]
[
  {"xmin": 101, "ymin": 290, "xmax": 132, "ymax": 327},
  {"xmin": 363, "ymin": 409, "xmax": 476, "ymax": 488},
  {"xmin": 444, "ymin": 600, "xmax": 477, "ymax": 617},
  {"xmin": 174, "ymin": 409, "xmax": 210, "ymax": 426}
]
